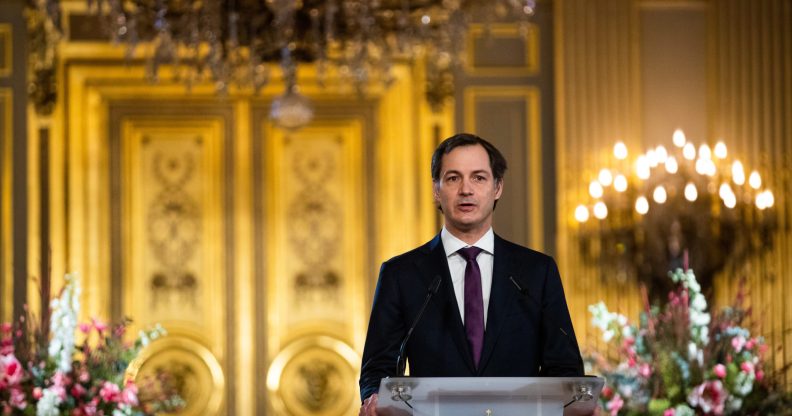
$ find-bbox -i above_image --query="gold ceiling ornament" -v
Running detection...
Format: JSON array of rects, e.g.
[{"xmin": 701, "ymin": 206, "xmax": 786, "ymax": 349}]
[
  {"xmin": 29, "ymin": 0, "xmax": 537, "ymax": 129},
  {"xmin": 573, "ymin": 129, "xmax": 778, "ymax": 298}
]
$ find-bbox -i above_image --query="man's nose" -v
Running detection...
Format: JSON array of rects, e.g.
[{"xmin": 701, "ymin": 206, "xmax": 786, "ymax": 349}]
[{"xmin": 459, "ymin": 178, "xmax": 474, "ymax": 195}]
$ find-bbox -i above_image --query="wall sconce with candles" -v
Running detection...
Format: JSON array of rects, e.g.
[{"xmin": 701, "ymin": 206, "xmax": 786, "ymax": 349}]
[{"xmin": 573, "ymin": 129, "xmax": 778, "ymax": 298}]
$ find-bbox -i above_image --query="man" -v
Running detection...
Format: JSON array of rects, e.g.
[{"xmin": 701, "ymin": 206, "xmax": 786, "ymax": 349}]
[{"xmin": 359, "ymin": 133, "xmax": 584, "ymax": 415}]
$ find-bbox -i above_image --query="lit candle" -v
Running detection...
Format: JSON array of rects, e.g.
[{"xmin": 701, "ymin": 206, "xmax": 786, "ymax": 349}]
[
  {"xmin": 653, "ymin": 186, "xmax": 667, "ymax": 204},
  {"xmin": 575, "ymin": 204, "xmax": 590, "ymax": 222},
  {"xmin": 673, "ymin": 129, "xmax": 687, "ymax": 147},
  {"xmin": 684, "ymin": 182, "xmax": 698, "ymax": 201},
  {"xmin": 593, "ymin": 202, "xmax": 608, "ymax": 219},
  {"xmin": 714, "ymin": 141, "xmax": 727, "ymax": 159},
  {"xmin": 614, "ymin": 142, "xmax": 628, "ymax": 160},
  {"xmin": 635, "ymin": 196, "xmax": 649, "ymax": 214}
]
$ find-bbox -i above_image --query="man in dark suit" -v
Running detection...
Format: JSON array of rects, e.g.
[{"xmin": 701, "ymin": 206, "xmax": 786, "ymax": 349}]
[{"xmin": 358, "ymin": 133, "xmax": 584, "ymax": 415}]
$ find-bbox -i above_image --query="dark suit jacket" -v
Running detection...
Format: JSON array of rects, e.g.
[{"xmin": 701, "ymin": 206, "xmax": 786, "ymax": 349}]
[{"xmin": 359, "ymin": 233, "xmax": 584, "ymax": 401}]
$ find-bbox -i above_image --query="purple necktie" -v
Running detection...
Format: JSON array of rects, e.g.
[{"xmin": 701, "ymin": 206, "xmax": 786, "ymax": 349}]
[{"xmin": 459, "ymin": 246, "xmax": 484, "ymax": 369}]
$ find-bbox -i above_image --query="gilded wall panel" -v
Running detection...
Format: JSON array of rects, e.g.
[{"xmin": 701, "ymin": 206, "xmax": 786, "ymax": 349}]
[
  {"xmin": 264, "ymin": 120, "xmax": 364, "ymax": 416},
  {"xmin": 0, "ymin": 24, "xmax": 10, "ymax": 77},
  {"xmin": 465, "ymin": 23, "xmax": 539, "ymax": 76},
  {"xmin": 463, "ymin": 86, "xmax": 543, "ymax": 251},
  {"xmin": 554, "ymin": 0, "xmax": 643, "ymax": 351},
  {"xmin": 120, "ymin": 118, "xmax": 227, "ymax": 414},
  {"xmin": 0, "ymin": 88, "xmax": 10, "ymax": 321},
  {"xmin": 709, "ymin": 0, "xmax": 792, "ymax": 386}
]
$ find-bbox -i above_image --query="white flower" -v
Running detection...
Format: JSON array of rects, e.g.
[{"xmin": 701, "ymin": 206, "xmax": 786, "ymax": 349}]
[
  {"xmin": 687, "ymin": 342, "xmax": 698, "ymax": 360},
  {"xmin": 727, "ymin": 397, "xmax": 743, "ymax": 412},
  {"xmin": 621, "ymin": 325, "xmax": 634, "ymax": 338},
  {"xmin": 36, "ymin": 389, "xmax": 62, "ymax": 416},
  {"xmin": 674, "ymin": 404, "xmax": 696, "ymax": 416},
  {"xmin": 138, "ymin": 330, "xmax": 151, "ymax": 347},
  {"xmin": 48, "ymin": 273, "xmax": 80, "ymax": 373},
  {"xmin": 618, "ymin": 384, "xmax": 633, "ymax": 398},
  {"xmin": 691, "ymin": 293, "xmax": 707, "ymax": 311},
  {"xmin": 690, "ymin": 311, "xmax": 710, "ymax": 327},
  {"xmin": 603, "ymin": 329, "xmax": 615, "ymax": 342}
]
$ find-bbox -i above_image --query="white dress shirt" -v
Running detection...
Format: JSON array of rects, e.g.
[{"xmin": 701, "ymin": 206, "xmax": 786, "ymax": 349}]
[{"xmin": 441, "ymin": 226, "xmax": 495, "ymax": 327}]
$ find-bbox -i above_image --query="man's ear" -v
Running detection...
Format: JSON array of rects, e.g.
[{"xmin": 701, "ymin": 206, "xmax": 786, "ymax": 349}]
[
  {"xmin": 494, "ymin": 178, "xmax": 504, "ymax": 200},
  {"xmin": 432, "ymin": 181, "xmax": 440, "ymax": 203}
]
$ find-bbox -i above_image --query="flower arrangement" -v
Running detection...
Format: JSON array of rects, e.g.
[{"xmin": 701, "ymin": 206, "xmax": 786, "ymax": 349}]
[
  {"xmin": 0, "ymin": 273, "xmax": 183, "ymax": 415},
  {"xmin": 588, "ymin": 268, "xmax": 792, "ymax": 415}
]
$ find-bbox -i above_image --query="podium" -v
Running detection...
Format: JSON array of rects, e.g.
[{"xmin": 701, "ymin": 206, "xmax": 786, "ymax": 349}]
[{"xmin": 376, "ymin": 376, "xmax": 604, "ymax": 416}]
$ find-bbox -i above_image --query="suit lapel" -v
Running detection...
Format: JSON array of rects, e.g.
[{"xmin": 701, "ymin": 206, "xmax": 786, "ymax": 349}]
[
  {"xmin": 413, "ymin": 234, "xmax": 476, "ymax": 374},
  {"xmin": 477, "ymin": 234, "xmax": 520, "ymax": 373}
]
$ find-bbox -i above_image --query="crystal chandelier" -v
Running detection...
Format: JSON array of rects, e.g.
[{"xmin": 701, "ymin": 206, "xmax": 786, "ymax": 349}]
[
  {"xmin": 31, "ymin": 0, "xmax": 537, "ymax": 128},
  {"xmin": 573, "ymin": 130, "xmax": 777, "ymax": 298}
]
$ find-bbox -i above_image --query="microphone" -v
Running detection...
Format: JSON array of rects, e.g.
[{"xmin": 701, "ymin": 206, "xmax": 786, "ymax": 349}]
[
  {"xmin": 395, "ymin": 275, "xmax": 442, "ymax": 376},
  {"xmin": 510, "ymin": 275, "xmax": 583, "ymax": 377},
  {"xmin": 510, "ymin": 276, "xmax": 572, "ymax": 337}
]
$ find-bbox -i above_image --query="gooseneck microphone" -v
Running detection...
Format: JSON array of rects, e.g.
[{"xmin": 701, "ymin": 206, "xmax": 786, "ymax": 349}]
[
  {"xmin": 510, "ymin": 275, "xmax": 571, "ymax": 337},
  {"xmin": 395, "ymin": 275, "xmax": 442, "ymax": 376}
]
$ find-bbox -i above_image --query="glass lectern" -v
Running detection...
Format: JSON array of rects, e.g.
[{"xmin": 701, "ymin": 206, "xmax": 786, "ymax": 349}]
[{"xmin": 376, "ymin": 376, "xmax": 604, "ymax": 416}]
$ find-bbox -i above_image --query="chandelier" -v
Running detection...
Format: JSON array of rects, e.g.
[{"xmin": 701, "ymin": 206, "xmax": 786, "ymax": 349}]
[
  {"xmin": 30, "ymin": 0, "xmax": 537, "ymax": 128},
  {"xmin": 573, "ymin": 130, "xmax": 777, "ymax": 298}
]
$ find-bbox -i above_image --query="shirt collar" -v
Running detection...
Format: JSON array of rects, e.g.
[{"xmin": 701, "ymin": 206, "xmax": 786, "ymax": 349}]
[{"xmin": 441, "ymin": 226, "xmax": 494, "ymax": 257}]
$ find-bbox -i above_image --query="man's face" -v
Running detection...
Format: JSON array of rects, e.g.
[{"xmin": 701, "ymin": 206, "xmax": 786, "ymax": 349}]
[{"xmin": 433, "ymin": 144, "xmax": 503, "ymax": 237}]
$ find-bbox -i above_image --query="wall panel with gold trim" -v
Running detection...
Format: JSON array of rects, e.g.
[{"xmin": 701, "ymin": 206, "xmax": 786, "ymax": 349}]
[
  {"xmin": 709, "ymin": 0, "xmax": 792, "ymax": 386},
  {"xmin": 263, "ymin": 121, "xmax": 366, "ymax": 415},
  {"xmin": 119, "ymin": 116, "xmax": 229, "ymax": 415},
  {"xmin": 555, "ymin": 0, "xmax": 660, "ymax": 352},
  {"xmin": 463, "ymin": 87, "xmax": 544, "ymax": 251},
  {"xmin": 0, "ymin": 87, "xmax": 11, "ymax": 321}
]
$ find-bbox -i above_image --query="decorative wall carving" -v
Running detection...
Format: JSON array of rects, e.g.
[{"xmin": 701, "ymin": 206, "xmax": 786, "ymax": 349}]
[{"xmin": 146, "ymin": 147, "xmax": 202, "ymax": 308}]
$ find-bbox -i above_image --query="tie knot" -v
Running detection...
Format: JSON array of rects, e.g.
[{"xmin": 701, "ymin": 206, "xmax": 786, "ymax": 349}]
[{"xmin": 458, "ymin": 246, "xmax": 483, "ymax": 262}]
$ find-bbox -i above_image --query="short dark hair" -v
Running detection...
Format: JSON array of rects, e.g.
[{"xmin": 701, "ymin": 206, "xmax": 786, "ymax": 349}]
[{"xmin": 431, "ymin": 133, "xmax": 508, "ymax": 182}]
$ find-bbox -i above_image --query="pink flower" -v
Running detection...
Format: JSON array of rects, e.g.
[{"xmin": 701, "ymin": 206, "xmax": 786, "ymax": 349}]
[
  {"xmin": 71, "ymin": 383, "xmax": 87, "ymax": 398},
  {"xmin": 606, "ymin": 394, "xmax": 624, "ymax": 416},
  {"xmin": 0, "ymin": 354, "xmax": 24, "ymax": 386},
  {"xmin": 756, "ymin": 369, "xmax": 765, "ymax": 381},
  {"xmin": 91, "ymin": 318, "xmax": 108, "ymax": 333},
  {"xmin": 9, "ymin": 387, "xmax": 27, "ymax": 409},
  {"xmin": 740, "ymin": 361, "xmax": 755, "ymax": 374},
  {"xmin": 79, "ymin": 323, "xmax": 91, "ymax": 333},
  {"xmin": 639, "ymin": 363, "xmax": 652, "ymax": 378},
  {"xmin": 121, "ymin": 381, "xmax": 139, "ymax": 406},
  {"xmin": 745, "ymin": 338, "xmax": 756, "ymax": 350},
  {"xmin": 664, "ymin": 409, "xmax": 675, "ymax": 416},
  {"xmin": 32, "ymin": 387, "xmax": 43, "ymax": 399},
  {"xmin": 78, "ymin": 369, "xmax": 90, "ymax": 383},
  {"xmin": 100, "ymin": 381, "xmax": 121, "ymax": 403},
  {"xmin": 688, "ymin": 380, "xmax": 726, "ymax": 415},
  {"xmin": 713, "ymin": 363, "xmax": 727, "ymax": 379},
  {"xmin": 0, "ymin": 341, "xmax": 12, "ymax": 355},
  {"xmin": 50, "ymin": 385, "xmax": 67, "ymax": 401},
  {"xmin": 601, "ymin": 386, "xmax": 614, "ymax": 400},
  {"xmin": 79, "ymin": 400, "xmax": 98, "ymax": 416},
  {"xmin": 732, "ymin": 335, "xmax": 746, "ymax": 352}
]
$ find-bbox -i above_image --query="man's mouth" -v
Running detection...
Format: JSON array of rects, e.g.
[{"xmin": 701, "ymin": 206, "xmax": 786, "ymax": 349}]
[{"xmin": 457, "ymin": 202, "xmax": 477, "ymax": 212}]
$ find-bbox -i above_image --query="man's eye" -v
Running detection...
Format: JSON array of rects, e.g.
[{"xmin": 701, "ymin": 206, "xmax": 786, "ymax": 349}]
[
  {"xmin": 446, "ymin": 176, "xmax": 459, "ymax": 182},
  {"xmin": 474, "ymin": 175, "xmax": 486, "ymax": 182}
]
